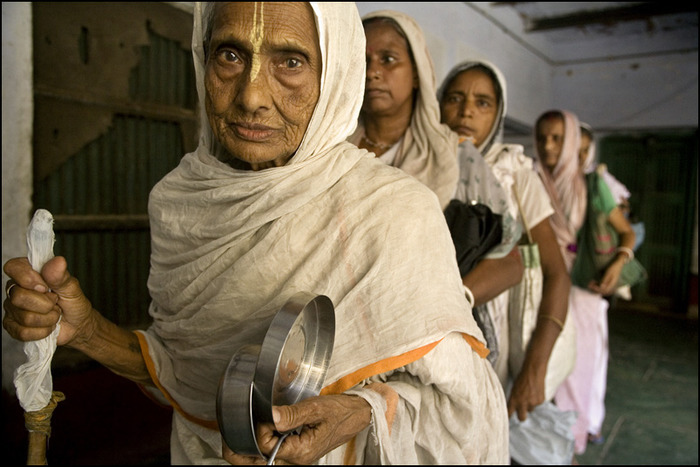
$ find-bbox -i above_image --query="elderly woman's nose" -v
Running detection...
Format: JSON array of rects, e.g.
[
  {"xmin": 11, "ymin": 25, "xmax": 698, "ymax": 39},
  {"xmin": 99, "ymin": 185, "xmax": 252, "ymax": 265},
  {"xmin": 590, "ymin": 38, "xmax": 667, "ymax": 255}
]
[{"xmin": 235, "ymin": 72, "xmax": 273, "ymax": 112}]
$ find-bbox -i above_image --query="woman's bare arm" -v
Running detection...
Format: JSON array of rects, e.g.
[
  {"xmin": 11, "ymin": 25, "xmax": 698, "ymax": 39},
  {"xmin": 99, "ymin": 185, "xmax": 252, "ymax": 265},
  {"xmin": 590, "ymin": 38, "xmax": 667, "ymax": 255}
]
[
  {"xmin": 589, "ymin": 206, "xmax": 636, "ymax": 295},
  {"xmin": 3, "ymin": 256, "xmax": 153, "ymax": 386},
  {"xmin": 507, "ymin": 218, "xmax": 570, "ymax": 420},
  {"xmin": 462, "ymin": 246, "xmax": 524, "ymax": 307}
]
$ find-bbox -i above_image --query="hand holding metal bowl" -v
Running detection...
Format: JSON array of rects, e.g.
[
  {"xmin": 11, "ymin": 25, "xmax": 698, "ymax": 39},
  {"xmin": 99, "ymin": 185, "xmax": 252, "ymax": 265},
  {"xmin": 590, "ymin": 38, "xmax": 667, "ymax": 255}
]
[{"xmin": 216, "ymin": 292, "xmax": 335, "ymax": 463}]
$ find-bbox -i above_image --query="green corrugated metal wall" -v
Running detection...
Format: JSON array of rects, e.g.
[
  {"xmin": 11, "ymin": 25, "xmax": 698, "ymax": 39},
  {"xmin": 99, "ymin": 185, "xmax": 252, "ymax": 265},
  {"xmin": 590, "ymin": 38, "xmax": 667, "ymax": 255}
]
[{"xmin": 34, "ymin": 14, "xmax": 197, "ymax": 328}]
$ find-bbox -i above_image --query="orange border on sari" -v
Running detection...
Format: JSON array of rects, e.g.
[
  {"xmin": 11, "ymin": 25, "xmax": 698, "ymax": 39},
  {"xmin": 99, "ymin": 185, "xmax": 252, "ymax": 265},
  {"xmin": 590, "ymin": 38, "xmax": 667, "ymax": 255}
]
[{"xmin": 134, "ymin": 331, "xmax": 488, "ymax": 430}]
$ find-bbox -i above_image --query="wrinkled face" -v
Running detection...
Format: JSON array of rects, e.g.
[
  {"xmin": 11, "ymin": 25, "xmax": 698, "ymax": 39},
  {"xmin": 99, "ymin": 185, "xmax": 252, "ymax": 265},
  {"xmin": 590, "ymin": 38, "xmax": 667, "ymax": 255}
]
[
  {"xmin": 439, "ymin": 68, "xmax": 498, "ymax": 147},
  {"xmin": 536, "ymin": 115, "xmax": 565, "ymax": 173},
  {"xmin": 362, "ymin": 20, "xmax": 417, "ymax": 118},
  {"xmin": 579, "ymin": 132, "xmax": 592, "ymax": 170},
  {"xmin": 204, "ymin": 2, "xmax": 321, "ymax": 169}
]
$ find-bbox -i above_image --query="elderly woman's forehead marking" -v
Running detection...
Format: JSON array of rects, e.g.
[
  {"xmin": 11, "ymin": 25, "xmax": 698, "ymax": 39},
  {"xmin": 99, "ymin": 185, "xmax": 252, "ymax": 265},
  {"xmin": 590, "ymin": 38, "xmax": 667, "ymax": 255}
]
[
  {"xmin": 210, "ymin": 2, "xmax": 318, "ymax": 44},
  {"xmin": 249, "ymin": 2, "xmax": 264, "ymax": 82}
]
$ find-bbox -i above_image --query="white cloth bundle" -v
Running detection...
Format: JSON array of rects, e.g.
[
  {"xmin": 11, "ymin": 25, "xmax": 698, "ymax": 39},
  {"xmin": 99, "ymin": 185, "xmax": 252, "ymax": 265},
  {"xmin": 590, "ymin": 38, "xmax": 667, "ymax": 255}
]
[
  {"xmin": 509, "ymin": 401, "xmax": 576, "ymax": 465},
  {"xmin": 13, "ymin": 209, "xmax": 60, "ymax": 412}
]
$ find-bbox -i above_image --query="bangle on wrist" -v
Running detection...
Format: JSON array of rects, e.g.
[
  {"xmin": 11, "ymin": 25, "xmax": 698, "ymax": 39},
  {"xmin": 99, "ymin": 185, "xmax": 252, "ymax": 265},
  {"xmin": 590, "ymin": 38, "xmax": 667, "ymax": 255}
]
[
  {"xmin": 616, "ymin": 246, "xmax": 634, "ymax": 264},
  {"xmin": 463, "ymin": 285, "xmax": 475, "ymax": 308},
  {"xmin": 538, "ymin": 314, "xmax": 564, "ymax": 332}
]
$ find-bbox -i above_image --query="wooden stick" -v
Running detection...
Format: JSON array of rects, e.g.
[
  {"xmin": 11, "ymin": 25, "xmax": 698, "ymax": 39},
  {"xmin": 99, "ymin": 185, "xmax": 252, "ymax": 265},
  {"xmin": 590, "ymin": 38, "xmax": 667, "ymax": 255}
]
[{"xmin": 24, "ymin": 391, "xmax": 65, "ymax": 465}]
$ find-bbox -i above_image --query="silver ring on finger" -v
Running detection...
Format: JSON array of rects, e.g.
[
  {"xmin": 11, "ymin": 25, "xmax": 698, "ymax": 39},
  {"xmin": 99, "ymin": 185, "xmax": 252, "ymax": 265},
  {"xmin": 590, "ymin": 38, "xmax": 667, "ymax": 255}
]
[{"xmin": 5, "ymin": 281, "xmax": 17, "ymax": 299}]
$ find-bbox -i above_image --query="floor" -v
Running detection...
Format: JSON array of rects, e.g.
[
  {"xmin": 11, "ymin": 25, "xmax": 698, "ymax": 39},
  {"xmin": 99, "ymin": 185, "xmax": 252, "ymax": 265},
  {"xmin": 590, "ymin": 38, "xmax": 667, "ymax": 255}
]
[
  {"xmin": 3, "ymin": 300, "xmax": 697, "ymax": 465},
  {"xmin": 575, "ymin": 300, "xmax": 698, "ymax": 465}
]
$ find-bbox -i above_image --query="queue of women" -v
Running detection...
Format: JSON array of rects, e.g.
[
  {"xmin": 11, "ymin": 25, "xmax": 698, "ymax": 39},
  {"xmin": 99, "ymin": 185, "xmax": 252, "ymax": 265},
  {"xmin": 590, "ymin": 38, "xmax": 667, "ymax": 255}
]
[{"xmin": 3, "ymin": 3, "xmax": 638, "ymax": 465}]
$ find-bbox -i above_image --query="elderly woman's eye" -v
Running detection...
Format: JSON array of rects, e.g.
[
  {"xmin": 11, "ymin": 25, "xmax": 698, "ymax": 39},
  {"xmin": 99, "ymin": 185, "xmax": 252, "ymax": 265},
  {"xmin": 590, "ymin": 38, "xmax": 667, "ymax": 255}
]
[
  {"xmin": 284, "ymin": 57, "xmax": 303, "ymax": 69},
  {"xmin": 217, "ymin": 49, "xmax": 240, "ymax": 63}
]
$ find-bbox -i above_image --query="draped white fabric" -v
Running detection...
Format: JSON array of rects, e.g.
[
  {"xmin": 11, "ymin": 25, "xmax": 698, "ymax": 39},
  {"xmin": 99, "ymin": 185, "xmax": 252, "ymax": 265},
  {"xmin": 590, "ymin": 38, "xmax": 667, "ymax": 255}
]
[
  {"xmin": 350, "ymin": 10, "xmax": 460, "ymax": 210},
  {"xmin": 436, "ymin": 60, "xmax": 507, "ymax": 157},
  {"xmin": 581, "ymin": 121, "xmax": 631, "ymax": 205},
  {"xmin": 329, "ymin": 334, "xmax": 510, "ymax": 465},
  {"xmin": 135, "ymin": 2, "xmax": 505, "ymax": 464}
]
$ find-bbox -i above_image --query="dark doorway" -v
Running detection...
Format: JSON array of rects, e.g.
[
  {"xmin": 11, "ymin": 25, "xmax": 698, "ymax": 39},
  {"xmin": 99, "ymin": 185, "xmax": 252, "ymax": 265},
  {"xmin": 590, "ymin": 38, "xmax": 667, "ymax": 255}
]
[{"xmin": 599, "ymin": 130, "xmax": 698, "ymax": 314}]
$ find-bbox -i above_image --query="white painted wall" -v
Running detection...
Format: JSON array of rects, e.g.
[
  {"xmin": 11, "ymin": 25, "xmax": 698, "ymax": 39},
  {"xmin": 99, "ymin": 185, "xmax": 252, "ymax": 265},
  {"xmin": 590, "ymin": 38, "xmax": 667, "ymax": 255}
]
[
  {"xmin": 2, "ymin": 2, "xmax": 34, "ymax": 392},
  {"xmin": 554, "ymin": 53, "xmax": 699, "ymax": 130}
]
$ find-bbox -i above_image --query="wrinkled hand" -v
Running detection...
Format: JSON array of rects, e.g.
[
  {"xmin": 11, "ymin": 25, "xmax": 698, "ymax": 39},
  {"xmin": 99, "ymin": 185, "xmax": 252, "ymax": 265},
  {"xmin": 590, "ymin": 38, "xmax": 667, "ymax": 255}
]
[
  {"xmin": 221, "ymin": 437, "xmax": 280, "ymax": 466},
  {"xmin": 3, "ymin": 256, "xmax": 96, "ymax": 347},
  {"xmin": 222, "ymin": 394, "xmax": 371, "ymax": 465},
  {"xmin": 507, "ymin": 365, "xmax": 546, "ymax": 422},
  {"xmin": 588, "ymin": 258, "xmax": 624, "ymax": 296}
]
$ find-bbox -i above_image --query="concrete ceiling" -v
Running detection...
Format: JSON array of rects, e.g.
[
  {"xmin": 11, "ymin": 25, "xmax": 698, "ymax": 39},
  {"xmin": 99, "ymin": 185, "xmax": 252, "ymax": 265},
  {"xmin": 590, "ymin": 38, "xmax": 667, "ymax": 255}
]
[{"xmin": 470, "ymin": 2, "xmax": 698, "ymax": 65}]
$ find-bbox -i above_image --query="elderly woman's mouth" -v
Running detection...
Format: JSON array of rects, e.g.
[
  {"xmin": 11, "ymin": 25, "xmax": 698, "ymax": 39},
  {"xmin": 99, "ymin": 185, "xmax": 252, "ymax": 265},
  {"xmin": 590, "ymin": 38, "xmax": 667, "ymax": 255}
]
[{"xmin": 232, "ymin": 122, "xmax": 276, "ymax": 141}]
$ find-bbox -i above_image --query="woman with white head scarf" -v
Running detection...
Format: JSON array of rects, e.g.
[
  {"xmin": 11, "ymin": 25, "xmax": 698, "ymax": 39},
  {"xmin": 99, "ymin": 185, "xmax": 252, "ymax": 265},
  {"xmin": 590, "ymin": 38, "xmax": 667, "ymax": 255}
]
[
  {"xmin": 352, "ymin": 11, "xmax": 525, "ymax": 372},
  {"xmin": 351, "ymin": 12, "xmax": 520, "ymax": 252},
  {"xmin": 349, "ymin": 11, "xmax": 458, "ymax": 210},
  {"xmin": 438, "ymin": 61, "xmax": 574, "ymax": 425},
  {"xmin": 3, "ymin": 3, "xmax": 509, "ymax": 464},
  {"xmin": 148, "ymin": 3, "xmax": 511, "ymax": 464}
]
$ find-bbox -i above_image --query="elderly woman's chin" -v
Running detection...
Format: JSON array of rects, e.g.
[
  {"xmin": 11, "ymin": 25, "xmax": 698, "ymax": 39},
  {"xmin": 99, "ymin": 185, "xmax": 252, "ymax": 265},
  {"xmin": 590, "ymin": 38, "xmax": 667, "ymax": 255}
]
[{"xmin": 212, "ymin": 135, "xmax": 291, "ymax": 170}]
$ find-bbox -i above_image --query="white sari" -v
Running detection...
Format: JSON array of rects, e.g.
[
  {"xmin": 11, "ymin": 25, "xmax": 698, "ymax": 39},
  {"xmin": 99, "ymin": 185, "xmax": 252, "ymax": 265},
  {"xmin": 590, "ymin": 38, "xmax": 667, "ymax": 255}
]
[{"xmin": 136, "ymin": 2, "xmax": 508, "ymax": 464}]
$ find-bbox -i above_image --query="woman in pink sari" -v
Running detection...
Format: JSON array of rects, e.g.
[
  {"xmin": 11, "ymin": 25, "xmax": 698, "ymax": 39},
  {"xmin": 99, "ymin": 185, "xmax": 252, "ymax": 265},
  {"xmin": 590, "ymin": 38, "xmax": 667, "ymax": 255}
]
[{"xmin": 534, "ymin": 109, "xmax": 635, "ymax": 457}]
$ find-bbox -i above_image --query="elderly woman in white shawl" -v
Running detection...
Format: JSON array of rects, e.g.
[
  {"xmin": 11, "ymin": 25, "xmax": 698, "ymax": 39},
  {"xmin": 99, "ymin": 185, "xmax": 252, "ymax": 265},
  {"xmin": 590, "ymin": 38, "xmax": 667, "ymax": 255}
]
[
  {"xmin": 438, "ymin": 61, "xmax": 574, "ymax": 422},
  {"xmin": 3, "ymin": 2, "xmax": 508, "ymax": 465}
]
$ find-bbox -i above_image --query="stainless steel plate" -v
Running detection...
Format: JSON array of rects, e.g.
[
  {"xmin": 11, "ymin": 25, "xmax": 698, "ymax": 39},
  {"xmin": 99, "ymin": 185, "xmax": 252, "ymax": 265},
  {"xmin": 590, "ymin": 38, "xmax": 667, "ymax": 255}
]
[
  {"xmin": 217, "ymin": 292, "xmax": 335, "ymax": 456},
  {"xmin": 216, "ymin": 344, "xmax": 260, "ymax": 455}
]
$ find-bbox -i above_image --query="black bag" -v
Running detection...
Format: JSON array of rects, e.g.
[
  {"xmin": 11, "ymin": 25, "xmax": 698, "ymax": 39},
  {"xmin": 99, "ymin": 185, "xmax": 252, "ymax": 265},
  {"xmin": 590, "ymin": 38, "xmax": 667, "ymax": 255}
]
[
  {"xmin": 444, "ymin": 199, "xmax": 503, "ymax": 363},
  {"xmin": 443, "ymin": 199, "xmax": 503, "ymax": 277}
]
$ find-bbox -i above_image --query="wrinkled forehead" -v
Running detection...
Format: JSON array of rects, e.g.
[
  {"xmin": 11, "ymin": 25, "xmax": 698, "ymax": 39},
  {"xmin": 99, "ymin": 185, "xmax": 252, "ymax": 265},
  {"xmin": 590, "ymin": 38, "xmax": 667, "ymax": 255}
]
[{"xmin": 207, "ymin": 2, "xmax": 319, "ymax": 54}]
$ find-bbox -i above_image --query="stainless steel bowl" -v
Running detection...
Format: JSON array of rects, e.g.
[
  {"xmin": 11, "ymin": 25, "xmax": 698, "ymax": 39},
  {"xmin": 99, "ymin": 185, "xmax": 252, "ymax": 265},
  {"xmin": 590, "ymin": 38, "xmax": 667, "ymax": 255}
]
[{"xmin": 217, "ymin": 292, "xmax": 335, "ymax": 456}]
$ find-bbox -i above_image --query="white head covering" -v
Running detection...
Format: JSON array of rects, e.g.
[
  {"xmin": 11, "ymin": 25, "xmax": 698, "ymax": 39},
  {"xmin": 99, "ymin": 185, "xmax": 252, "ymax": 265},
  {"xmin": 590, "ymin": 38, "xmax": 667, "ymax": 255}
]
[
  {"xmin": 139, "ymin": 2, "xmax": 484, "ymax": 427},
  {"xmin": 580, "ymin": 122, "xmax": 631, "ymax": 205},
  {"xmin": 436, "ymin": 59, "xmax": 508, "ymax": 156},
  {"xmin": 534, "ymin": 109, "xmax": 587, "ymax": 269},
  {"xmin": 436, "ymin": 59, "xmax": 522, "ymax": 257},
  {"xmin": 580, "ymin": 122, "xmax": 597, "ymax": 174},
  {"xmin": 350, "ymin": 10, "xmax": 459, "ymax": 210}
]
